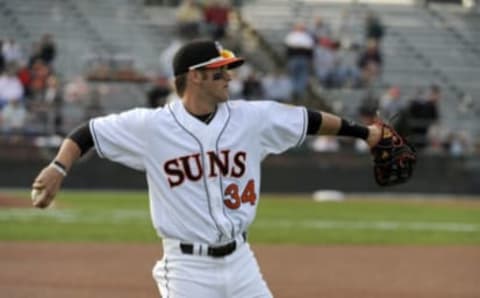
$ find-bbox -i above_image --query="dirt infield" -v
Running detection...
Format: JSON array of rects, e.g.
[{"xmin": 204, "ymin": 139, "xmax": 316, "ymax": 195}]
[
  {"xmin": 0, "ymin": 243, "xmax": 479, "ymax": 298},
  {"xmin": 0, "ymin": 194, "xmax": 32, "ymax": 208}
]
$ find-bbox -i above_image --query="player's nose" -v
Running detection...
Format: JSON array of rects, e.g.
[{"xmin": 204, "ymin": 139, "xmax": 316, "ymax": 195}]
[{"xmin": 224, "ymin": 70, "xmax": 232, "ymax": 81}]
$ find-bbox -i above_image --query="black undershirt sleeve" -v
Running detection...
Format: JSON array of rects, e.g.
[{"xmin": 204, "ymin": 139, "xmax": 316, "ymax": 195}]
[
  {"xmin": 67, "ymin": 122, "xmax": 94, "ymax": 156},
  {"xmin": 337, "ymin": 119, "xmax": 369, "ymax": 140},
  {"xmin": 306, "ymin": 109, "xmax": 369, "ymax": 139},
  {"xmin": 307, "ymin": 109, "xmax": 322, "ymax": 135}
]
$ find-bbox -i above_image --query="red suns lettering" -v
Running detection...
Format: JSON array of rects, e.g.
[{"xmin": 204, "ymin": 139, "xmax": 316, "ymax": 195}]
[
  {"xmin": 207, "ymin": 150, "xmax": 229, "ymax": 177},
  {"xmin": 164, "ymin": 159, "xmax": 184, "ymax": 187},
  {"xmin": 231, "ymin": 152, "xmax": 246, "ymax": 178},
  {"xmin": 180, "ymin": 154, "xmax": 203, "ymax": 181},
  {"xmin": 164, "ymin": 151, "xmax": 247, "ymax": 188}
]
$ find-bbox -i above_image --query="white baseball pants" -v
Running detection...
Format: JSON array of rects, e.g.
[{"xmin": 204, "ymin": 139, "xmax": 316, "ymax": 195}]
[{"xmin": 152, "ymin": 238, "xmax": 273, "ymax": 298}]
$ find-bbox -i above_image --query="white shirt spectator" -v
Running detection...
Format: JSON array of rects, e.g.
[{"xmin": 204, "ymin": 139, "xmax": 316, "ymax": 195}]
[
  {"xmin": 0, "ymin": 73, "xmax": 24, "ymax": 104},
  {"xmin": 1, "ymin": 100, "xmax": 27, "ymax": 130},
  {"xmin": 284, "ymin": 30, "xmax": 314, "ymax": 50},
  {"xmin": 2, "ymin": 39, "xmax": 23, "ymax": 63}
]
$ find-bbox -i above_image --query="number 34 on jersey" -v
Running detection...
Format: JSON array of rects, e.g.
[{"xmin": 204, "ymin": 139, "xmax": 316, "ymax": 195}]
[{"xmin": 163, "ymin": 150, "xmax": 257, "ymax": 210}]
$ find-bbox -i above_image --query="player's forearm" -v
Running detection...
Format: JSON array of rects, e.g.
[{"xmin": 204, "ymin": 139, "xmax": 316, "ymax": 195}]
[
  {"xmin": 53, "ymin": 139, "xmax": 82, "ymax": 173},
  {"xmin": 54, "ymin": 122, "xmax": 94, "ymax": 172},
  {"xmin": 308, "ymin": 110, "xmax": 381, "ymax": 147},
  {"xmin": 317, "ymin": 112, "xmax": 342, "ymax": 135}
]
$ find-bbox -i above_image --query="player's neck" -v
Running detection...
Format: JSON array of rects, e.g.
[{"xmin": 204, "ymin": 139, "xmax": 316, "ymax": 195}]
[{"xmin": 182, "ymin": 96, "xmax": 217, "ymax": 116}]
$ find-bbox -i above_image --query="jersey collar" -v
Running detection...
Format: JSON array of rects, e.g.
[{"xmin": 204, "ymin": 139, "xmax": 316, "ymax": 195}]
[{"xmin": 169, "ymin": 100, "xmax": 230, "ymax": 143}]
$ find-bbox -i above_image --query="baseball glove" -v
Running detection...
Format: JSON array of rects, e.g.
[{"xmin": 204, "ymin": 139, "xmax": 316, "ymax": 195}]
[{"xmin": 371, "ymin": 121, "xmax": 416, "ymax": 186}]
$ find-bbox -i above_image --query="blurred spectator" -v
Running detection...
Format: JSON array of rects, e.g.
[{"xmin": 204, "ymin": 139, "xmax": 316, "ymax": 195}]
[
  {"xmin": 392, "ymin": 87, "xmax": 421, "ymax": 137},
  {"xmin": 28, "ymin": 73, "xmax": 62, "ymax": 135},
  {"xmin": 0, "ymin": 64, "xmax": 25, "ymax": 109},
  {"xmin": 39, "ymin": 34, "xmax": 57, "ymax": 66},
  {"xmin": 2, "ymin": 38, "xmax": 23, "ymax": 64},
  {"xmin": 203, "ymin": 0, "xmax": 231, "ymax": 40},
  {"xmin": 43, "ymin": 75, "xmax": 64, "ymax": 134},
  {"xmin": 446, "ymin": 131, "xmax": 474, "ymax": 157},
  {"xmin": 16, "ymin": 61, "xmax": 32, "ymax": 98},
  {"xmin": 28, "ymin": 42, "xmax": 43, "ymax": 68},
  {"xmin": 313, "ymin": 38, "xmax": 336, "ymax": 88},
  {"xmin": 147, "ymin": 76, "xmax": 171, "ymax": 108},
  {"xmin": 64, "ymin": 76, "xmax": 90, "ymax": 103},
  {"xmin": 0, "ymin": 99, "xmax": 27, "ymax": 142},
  {"xmin": 262, "ymin": 68, "xmax": 292, "ymax": 102},
  {"xmin": 284, "ymin": 22, "xmax": 314, "ymax": 100},
  {"xmin": 29, "ymin": 59, "xmax": 51, "ymax": 100},
  {"xmin": 176, "ymin": 0, "xmax": 204, "ymax": 39},
  {"xmin": 425, "ymin": 123, "xmax": 448, "ymax": 155},
  {"xmin": 242, "ymin": 71, "xmax": 263, "ymax": 100},
  {"xmin": 365, "ymin": 12, "xmax": 385, "ymax": 43},
  {"xmin": 379, "ymin": 86, "xmax": 404, "ymax": 120},
  {"xmin": 309, "ymin": 16, "xmax": 332, "ymax": 43},
  {"xmin": 357, "ymin": 39, "xmax": 383, "ymax": 87},
  {"xmin": 332, "ymin": 49, "xmax": 361, "ymax": 89},
  {"xmin": 406, "ymin": 84, "xmax": 440, "ymax": 150},
  {"xmin": 358, "ymin": 91, "xmax": 379, "ymax": 123}
]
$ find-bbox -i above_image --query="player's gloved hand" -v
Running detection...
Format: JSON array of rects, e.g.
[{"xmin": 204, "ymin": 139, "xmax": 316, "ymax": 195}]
[
  {"xmin": 367, "ymin": 120, "xmax": 416, "ymax": 186},
  {"xmin": 31, "ymin": 165, "xmax": 65, "ymax": 208}
]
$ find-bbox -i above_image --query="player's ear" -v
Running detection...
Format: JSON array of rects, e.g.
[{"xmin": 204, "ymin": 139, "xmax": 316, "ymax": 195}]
[{"xmin": 190, "ymin": 69, "xmax": 206, "ymax": 83}]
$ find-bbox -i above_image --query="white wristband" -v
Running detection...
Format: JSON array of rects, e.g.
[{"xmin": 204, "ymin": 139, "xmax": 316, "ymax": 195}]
[{"xmin": 50, "ymin": 162, "xmax": 67, "ymax": 177}]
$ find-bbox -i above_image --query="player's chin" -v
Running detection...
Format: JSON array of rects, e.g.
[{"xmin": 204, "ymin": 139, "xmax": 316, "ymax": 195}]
[{"xmin": 217, "ymin": 92, "xmax": 229, "ymax": 102}]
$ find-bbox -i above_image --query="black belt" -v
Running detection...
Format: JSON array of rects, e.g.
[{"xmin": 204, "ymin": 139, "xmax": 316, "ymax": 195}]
[{"xmin": 180, "ymin": 233, "xmax": 247, "ymax": 258}]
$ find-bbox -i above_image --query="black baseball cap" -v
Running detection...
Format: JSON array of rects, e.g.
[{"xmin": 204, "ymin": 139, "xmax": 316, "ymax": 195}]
[{"xmin": 173, "ymin": 40, "xmax": 244, "ymax": 76}]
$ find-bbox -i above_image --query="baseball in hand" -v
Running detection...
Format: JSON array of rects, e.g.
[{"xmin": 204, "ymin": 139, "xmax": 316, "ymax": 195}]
[{"xmin": 31, "ymin": 188, "xmax": 47, "ymax": 205}]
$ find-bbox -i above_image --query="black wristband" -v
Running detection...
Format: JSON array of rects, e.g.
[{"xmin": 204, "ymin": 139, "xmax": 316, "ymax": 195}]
[
  {"xmin": 53, "ymin": 160, "xmax": 67, "ymax": 171},
  {"xmin": 337, "ymin": 118, "xmax": 369, "ymax": 140},
  {"xmin": 67, "ymin": 122, "xmax": 94, "ymax": 156},
  {"xmin": 51, "ymin": 160, "xmax": 68, "ymax": 176}
]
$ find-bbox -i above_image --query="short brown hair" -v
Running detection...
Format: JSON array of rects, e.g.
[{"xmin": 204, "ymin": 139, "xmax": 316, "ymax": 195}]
[
  {"xmin": 174, "ymin": 71, "xmax": 210, "ymax": 97},
  {"xmin": 174, "ymin": 74, "xmax": 188, "ymax": 97}
]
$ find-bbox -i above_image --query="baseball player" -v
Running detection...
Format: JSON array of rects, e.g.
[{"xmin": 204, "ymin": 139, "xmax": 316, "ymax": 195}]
[{"xmin": 32, "ymin": 39, "xmax": 385, "ymax": 297}]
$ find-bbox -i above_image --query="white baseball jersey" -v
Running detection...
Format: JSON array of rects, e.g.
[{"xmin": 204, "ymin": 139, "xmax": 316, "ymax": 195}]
[{"xmin": 90, "ymin": 99, "xmax": 307, "ymax": 244}]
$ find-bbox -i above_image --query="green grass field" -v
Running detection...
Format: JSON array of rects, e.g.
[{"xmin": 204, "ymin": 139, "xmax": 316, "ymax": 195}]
[{"xmin": 1, "ymin": 190, "xmax": 480, "ymax": 244}]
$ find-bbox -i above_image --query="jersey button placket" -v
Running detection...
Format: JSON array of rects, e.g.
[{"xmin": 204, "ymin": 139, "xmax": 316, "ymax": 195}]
[{"xmin": 207, "ymin": 179, "xmax": 230, "ymax": 239}]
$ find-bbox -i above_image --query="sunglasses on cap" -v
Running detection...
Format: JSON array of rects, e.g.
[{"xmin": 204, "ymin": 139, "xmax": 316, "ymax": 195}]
[{"xmin": 188, "ymin": 49, "xmax": 237, "ymax": 71}]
